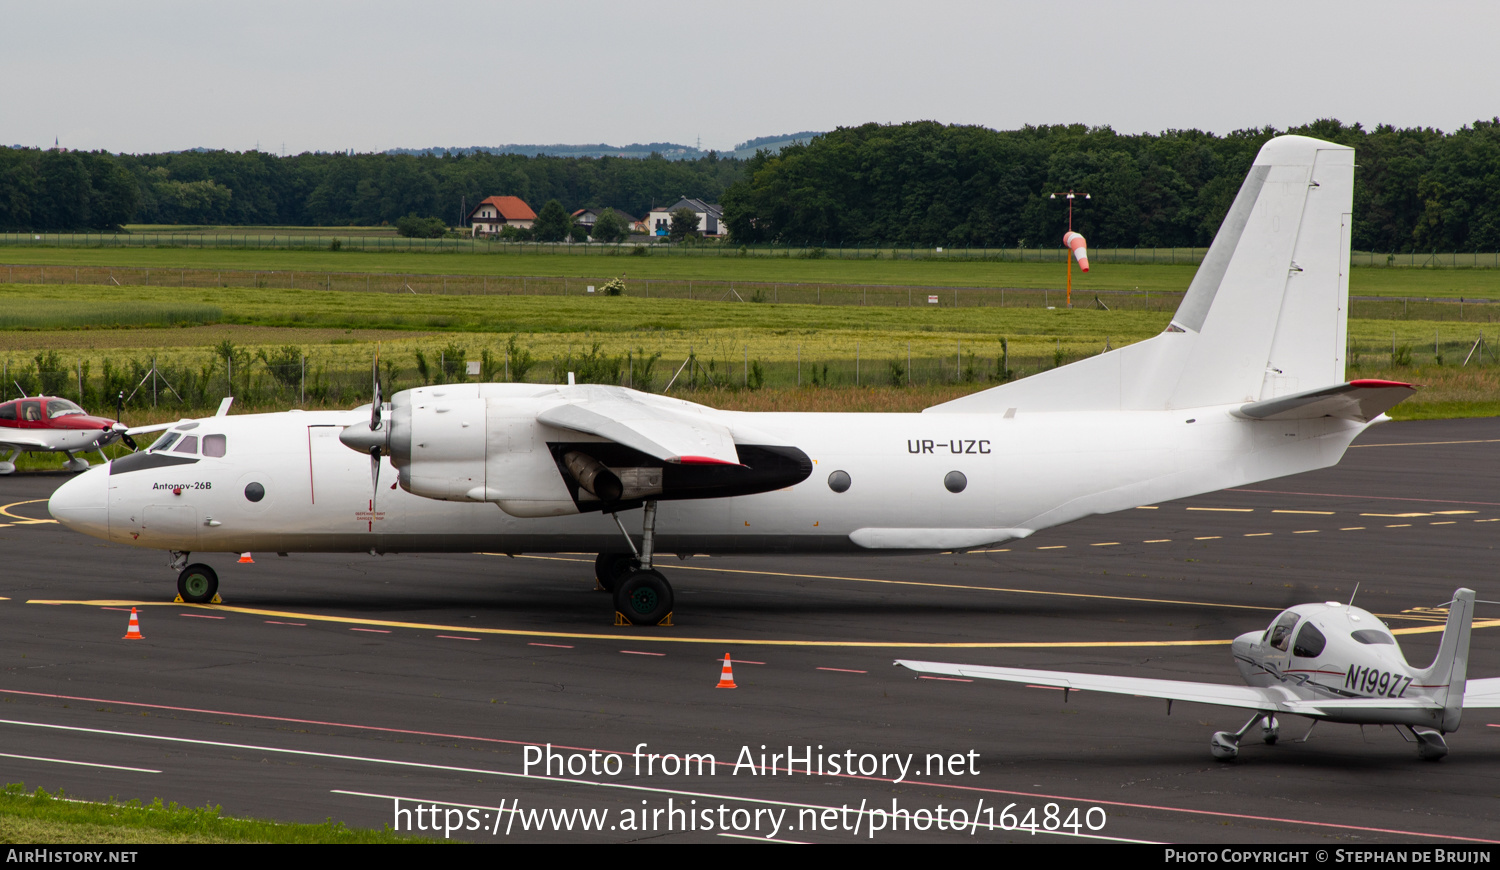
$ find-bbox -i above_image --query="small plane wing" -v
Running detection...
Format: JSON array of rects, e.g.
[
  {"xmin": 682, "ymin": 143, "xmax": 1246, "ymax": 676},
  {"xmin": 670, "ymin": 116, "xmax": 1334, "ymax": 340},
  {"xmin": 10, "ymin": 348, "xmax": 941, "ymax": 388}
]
[
  {"xmin": 895, "ymin": 660, "xmax": 1291, "ymax": 712},
  {"xmin": 537, "ymin": 396, "xmax": 741, "ymax": 465},
  {"xmin": 0, "ymin": 435, "xmax": 53, "ymax": 451},
  {"xmin": 1232, "ymin": 379, "xmax": 1415, "ymax": 423},
  {"xmin": 1462, "ymin": 677, "xmax": 1500, "ymax": 708}
]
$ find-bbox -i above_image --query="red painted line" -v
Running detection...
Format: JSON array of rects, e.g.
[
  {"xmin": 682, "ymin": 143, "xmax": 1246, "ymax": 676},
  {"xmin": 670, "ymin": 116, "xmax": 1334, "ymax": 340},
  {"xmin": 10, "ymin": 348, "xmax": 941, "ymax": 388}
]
[
  {"xmin": 919, "ymin": 675, "xmax": 972, "ymax": 683},
  {"xmin": 436, "ymin": 635, "xmax": 479, "ymax": 642},
  {"xmin": 180, "ymin": 614, "xmax": 225, "ymax": 620},
  {"xmin": 528, "ymin": 642, "xmax": 573, "ymax": 649},
  {"xmin": 816, "ymin": 667, "xmax": 867, "ymax": 674},
  {"xmin": 620, "ymin": 650, "xmax": 665, "ymax": 656},
  {"xmin": 0, "ymin": 686, "xmax": 1490, "ymax": 843},
  {"xmin": 266, "ymin": 621, "xmax": 305, "ymax": 626},
  {"xmin": 350, "ymin": 628, "xmax": 390, "ymax": 634},
  {"xmin": 1229, "ymin": 488, "xmax": 1500, "ymax": 508}
]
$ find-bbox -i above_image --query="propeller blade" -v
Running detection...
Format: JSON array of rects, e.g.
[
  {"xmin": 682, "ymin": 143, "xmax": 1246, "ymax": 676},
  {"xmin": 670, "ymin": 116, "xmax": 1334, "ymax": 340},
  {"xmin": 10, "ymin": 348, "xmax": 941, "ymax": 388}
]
[
  {"xmin": 371, "ymin": 347, "xmax": 382, "ymax": 432},
  {"xmin": 369, "ymin": 446, "xmax": 381, "ymax": 511},
  {"xmin": 121, "ymin": 433, "xmax": 137, "ymax": 451}
]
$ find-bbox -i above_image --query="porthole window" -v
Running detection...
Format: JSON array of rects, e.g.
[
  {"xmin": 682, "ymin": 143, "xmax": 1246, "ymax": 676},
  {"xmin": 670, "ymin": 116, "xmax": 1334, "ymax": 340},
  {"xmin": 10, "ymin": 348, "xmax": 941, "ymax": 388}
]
[
  {"xmin": 827, "ymin": 470, "xmax": 851, "ymax": 493},
  {"xmin": 244, "ymin": 482, "xmax": 265, "ymax": 503},
  {"xmin": 944, "ymin": 471, "xmax": 967, "ymax": 493}
]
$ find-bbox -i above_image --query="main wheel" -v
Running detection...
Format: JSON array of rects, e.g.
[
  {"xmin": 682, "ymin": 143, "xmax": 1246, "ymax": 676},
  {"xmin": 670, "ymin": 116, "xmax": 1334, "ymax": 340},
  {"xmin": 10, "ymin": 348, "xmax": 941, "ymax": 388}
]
[
  {"xmin": 594, "ymin": 552, "xmax": 637, "ymax": 592},
  {"xmin": 614, "ymin": 569, "xmax": 673, "ymax": 625},
  {"xmin": 177, "ymin": 563, "xmax": 219, "ymax": 604}
]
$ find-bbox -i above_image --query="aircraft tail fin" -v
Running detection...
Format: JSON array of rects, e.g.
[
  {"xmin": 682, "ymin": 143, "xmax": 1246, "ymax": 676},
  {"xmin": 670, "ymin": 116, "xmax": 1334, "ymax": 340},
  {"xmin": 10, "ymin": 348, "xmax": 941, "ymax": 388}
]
[
  {"xmin": 1414, "ymin": 588, "xmax": 1474, "ymax": 732},
  {"xmin": 926, "ymin": 134, "xmax": 1355, "ymax": 415}
]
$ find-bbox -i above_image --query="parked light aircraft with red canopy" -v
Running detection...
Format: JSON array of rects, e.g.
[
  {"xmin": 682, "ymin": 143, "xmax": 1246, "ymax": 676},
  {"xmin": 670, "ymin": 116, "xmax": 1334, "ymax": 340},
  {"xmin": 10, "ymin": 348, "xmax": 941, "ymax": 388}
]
[
  {"xmin": 0, "ymin": 395, "xmax": 135, "ymax": 474},
  {"xmin": 49, "ymin": 135, "xmax": 1419, "ymax": 624}
]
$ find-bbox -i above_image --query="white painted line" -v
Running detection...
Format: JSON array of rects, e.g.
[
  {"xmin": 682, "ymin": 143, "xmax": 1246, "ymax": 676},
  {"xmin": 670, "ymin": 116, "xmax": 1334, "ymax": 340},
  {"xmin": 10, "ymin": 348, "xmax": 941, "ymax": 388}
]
[
  {"xmin": 816, "ymin": 667, "xmax": 867, "ymax": 674},
  {"xmin": 351, "ymin": 628, "xmax": 391, "ymax": 633},
  {"xmin": 1274, "ymin": 510, "xmax": 1334, "ymax": 515},
  {"xmin": 0, "ymin": 751, "xmax": 159, "ymax": 773},
  {"xmin": 528, "ymin": 642, "xmax": 573, "ymax": 648},
  {"xmin": 620, "ymin": 650, "xmax": 664, "ymax": 656}
]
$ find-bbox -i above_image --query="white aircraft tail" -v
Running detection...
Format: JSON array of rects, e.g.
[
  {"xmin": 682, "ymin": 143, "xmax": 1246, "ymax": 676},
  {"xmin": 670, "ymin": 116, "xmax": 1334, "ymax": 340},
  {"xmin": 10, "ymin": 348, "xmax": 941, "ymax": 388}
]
[
  {"xmin": 1413, "ymin": 588, "xmax": 1474, "ymax": 733},
  {"xmin": 927, "ymin": 134, "xmax": 1354, "ymax": 415}
]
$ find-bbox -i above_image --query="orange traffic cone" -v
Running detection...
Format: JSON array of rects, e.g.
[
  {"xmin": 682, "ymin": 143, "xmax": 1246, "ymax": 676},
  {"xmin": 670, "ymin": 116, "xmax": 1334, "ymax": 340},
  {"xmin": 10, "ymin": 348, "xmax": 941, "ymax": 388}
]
[
  {"xmin": 715, "ymin": 653, "xmax": 737, "ymax": 689},
  {"xmin": 123, "ymin": 607, "xmax": 143, "ymax": 640},
  {"xmin": 237, "ymin": 552, "xmax": 254, "ymax": 564}
]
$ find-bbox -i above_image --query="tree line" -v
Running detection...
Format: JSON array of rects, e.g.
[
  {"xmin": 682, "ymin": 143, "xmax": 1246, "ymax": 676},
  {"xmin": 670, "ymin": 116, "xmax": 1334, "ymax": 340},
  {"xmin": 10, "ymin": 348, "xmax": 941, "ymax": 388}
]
[
  {"xmin": 3, "ymin": 118, "xmax": 1500, "ymax": 253},
  {"xmin": 721, "ymin": 119, "xmax": 1500, "ymax": 253}
]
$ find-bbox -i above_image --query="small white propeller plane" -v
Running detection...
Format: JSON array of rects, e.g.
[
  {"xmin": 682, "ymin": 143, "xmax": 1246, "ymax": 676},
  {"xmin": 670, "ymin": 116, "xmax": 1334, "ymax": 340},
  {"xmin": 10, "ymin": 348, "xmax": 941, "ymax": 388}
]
[
  {"xmin": 897, "ymin": 589, "xmax": 1500, "ymax": 761},
  {"xmin": 48, "ymin": 135, "xmax": 1417, "ymax": 623}
]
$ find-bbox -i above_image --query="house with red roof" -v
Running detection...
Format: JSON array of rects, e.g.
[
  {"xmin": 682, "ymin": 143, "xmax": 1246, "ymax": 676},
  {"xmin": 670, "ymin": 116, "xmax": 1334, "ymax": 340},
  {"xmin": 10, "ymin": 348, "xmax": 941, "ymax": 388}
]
[{"xmin": 468, "ymin": 196, "xmax": 537, "ymax": 237}]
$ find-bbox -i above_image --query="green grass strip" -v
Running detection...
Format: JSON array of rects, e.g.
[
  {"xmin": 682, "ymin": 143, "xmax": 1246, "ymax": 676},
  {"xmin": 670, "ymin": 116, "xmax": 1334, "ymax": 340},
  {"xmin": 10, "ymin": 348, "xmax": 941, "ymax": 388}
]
[{"xmin": 0, "ymin": 783, "xmax": 440, "ymax": 844}]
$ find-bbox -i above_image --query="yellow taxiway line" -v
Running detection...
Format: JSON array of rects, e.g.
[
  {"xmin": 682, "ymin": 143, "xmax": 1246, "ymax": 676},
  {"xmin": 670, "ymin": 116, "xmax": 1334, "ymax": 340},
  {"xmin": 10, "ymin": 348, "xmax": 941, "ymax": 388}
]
[
  {"xmin": 0, "ymin": 499, "xmax": 56, "ymax": 524},
  {"xmin": 23, "ymin": 599, "xmax": 1500, "ymax": 648}
]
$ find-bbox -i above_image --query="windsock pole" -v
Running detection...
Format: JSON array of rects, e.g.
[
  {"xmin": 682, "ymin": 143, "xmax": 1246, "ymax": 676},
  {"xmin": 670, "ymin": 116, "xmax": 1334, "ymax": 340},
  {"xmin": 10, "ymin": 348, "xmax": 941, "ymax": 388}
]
[{"xmin": 1050, "ymin": 190, "xmax": 1091, "ymax": 308}]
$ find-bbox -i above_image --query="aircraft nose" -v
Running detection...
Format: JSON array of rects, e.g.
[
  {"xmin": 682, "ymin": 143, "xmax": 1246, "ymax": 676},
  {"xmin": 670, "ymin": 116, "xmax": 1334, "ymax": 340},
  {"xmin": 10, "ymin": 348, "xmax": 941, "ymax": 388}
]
[{"xmin": 49, "ymin": 464, "xmax": 110, "ymax": 538}]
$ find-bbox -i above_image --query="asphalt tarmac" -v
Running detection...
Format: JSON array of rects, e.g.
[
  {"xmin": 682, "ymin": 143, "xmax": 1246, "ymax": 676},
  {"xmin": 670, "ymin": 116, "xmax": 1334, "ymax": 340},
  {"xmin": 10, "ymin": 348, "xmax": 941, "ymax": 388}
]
[{"xmin": 1, "ymin": 418, "xmax": 1497, "ymax": 844}]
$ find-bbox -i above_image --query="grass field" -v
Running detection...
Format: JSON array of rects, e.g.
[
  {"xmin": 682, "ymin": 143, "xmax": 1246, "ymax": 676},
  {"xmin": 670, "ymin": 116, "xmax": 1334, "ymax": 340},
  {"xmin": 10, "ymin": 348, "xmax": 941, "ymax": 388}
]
[
  {"xmin": 0, "ymin": 784, "xmax": 435, "ymax": 844},
  {"xmin": 1, "ymin": 243, "xmax": 1497, "ymax": 426},
  {"xmin": 5, "ymin": 248, "xmax": 1500, "ymax": 298}
]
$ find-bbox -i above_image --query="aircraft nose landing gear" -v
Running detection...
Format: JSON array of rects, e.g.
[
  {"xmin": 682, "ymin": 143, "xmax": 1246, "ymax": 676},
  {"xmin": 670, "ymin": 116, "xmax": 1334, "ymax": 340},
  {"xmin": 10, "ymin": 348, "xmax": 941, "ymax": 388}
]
[{"xmin": 606, "ymin": 500, "xmax": 674, "ymax": 626}]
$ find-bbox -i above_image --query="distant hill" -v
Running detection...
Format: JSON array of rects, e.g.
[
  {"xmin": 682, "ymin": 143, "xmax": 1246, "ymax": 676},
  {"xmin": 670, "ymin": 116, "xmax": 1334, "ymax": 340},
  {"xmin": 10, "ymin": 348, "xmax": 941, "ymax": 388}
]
[
  {"xmin": 387, "ymin": 133, "xmax": 824, "ymax": 162},
  {"xmin": 730, "ymin": 131, "xmax": 824, "ymax": 160}
]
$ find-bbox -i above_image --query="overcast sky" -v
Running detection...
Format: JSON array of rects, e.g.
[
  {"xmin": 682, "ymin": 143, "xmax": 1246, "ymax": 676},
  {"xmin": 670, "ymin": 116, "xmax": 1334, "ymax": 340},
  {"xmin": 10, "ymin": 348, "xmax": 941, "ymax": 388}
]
[{"xmin": 4, "ymin": 1, "xmax": 1496, "ymax": 155}]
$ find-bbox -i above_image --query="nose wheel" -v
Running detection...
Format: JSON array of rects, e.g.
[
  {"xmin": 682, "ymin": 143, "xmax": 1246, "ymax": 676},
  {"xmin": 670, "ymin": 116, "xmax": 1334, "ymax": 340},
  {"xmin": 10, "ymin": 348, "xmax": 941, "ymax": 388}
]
[{"xmin": 177, "ymin": 563, "xmax": 220, "ymax": 604}]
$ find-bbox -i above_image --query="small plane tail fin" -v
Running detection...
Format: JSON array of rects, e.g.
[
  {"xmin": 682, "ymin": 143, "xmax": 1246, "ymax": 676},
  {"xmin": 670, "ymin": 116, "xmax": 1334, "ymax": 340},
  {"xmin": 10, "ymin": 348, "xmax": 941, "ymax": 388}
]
[
  {"xmin": 1414, "ymin": 588, "xmax": 1474, "ymax": 732},
  {"xmin": 926, "ymin": 134, "xmax": 1355, "ymax": 415}
]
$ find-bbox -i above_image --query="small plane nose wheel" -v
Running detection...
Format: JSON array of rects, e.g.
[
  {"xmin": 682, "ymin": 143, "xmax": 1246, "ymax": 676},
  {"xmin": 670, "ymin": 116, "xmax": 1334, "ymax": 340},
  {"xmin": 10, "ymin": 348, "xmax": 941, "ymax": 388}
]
[
  {"xmin": 177, "ymin": 563, "xmax": 220, "ymax": 605},
  {"xmin": 1262, "ymin": 715, "xmax": 1280, "ymax": 745}
]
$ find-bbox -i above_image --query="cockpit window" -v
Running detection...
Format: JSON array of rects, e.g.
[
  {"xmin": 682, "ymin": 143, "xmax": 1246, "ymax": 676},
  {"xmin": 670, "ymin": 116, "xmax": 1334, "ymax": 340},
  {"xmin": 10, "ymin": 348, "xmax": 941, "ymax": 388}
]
[
  {"xmin": 20, "ymin": 401, "xmax": 41, "ymax": 422},
  {"xmin": 1267, "ymin": 611, "xmax": 1300, "ymax": 652},
  {"xmin": 1351, "ymin": 629, "xmax": 1396, "ymax": 645},
  {"xmin": 202, "ymin": 434, "xmax": 226, "ymax": 457},
  {"xmin": 172, "ymin": 435, "xmax": 199, "ymax": 454},
  {"xmin": 0, "ymin": 403, "xmax": 14, "ymax": 421},
  {"xmin": 150, "ymin": 431, "xmax": 182, "ymax": 452},
  {"xmin": 46, "ymin": 399, "xmax": 84, "ymax": 418},
  {"xmin": 1293, "ymin": 622, "xmax": 1327, "ymax": 658}
]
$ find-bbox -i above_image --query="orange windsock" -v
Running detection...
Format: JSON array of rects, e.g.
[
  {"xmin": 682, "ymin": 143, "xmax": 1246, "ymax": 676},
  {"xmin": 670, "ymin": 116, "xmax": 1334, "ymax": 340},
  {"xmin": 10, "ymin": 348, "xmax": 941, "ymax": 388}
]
[{"xmin": 1063, "ymin": 231, "xmax": 1090, "ymax": 272}]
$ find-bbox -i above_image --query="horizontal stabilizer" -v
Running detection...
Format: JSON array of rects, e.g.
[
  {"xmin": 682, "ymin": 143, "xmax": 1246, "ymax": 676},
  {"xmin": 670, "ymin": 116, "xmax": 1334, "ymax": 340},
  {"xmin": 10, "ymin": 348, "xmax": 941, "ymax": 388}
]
[
  {"xmin": 538, "ymin": 398, "xmax": 740, "ymax": 465},
  {"xmin": 1462, "ymin": 677, "xmax": 1500, "ymax": 708},
  {"xmin": 1232, "ymin": 379, "xmax": 1415, "ymax": 423},
  {"xmin": 895, "ymin": 660, "xmax": 1288, "ymax": 711}
]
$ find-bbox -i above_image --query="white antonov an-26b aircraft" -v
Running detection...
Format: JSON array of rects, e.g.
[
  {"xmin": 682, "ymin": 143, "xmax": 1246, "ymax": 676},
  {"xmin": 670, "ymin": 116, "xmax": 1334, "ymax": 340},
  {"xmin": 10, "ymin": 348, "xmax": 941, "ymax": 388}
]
[{"xmin": 49, "ymin": 135, "xmax": 1417, "ymax": 625}]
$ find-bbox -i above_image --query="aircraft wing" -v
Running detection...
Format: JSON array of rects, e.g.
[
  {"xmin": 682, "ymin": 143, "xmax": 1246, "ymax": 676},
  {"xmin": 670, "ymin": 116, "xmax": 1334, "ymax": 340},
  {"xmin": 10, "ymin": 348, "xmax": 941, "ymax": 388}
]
[
  {"xmin": 1462, "ymin": 677, "xmax": 1500, "ymax": 708},
  {"xmin": 895, "ymin": 660, "xmax": 1291, "ymax": 711},
  {"xmin": 537, "ymin": 397, "xmax": 741, "ymax": 465},
  {"xmin": 0, "ymin": 435, "xmax": 52, "ymax": 451}
]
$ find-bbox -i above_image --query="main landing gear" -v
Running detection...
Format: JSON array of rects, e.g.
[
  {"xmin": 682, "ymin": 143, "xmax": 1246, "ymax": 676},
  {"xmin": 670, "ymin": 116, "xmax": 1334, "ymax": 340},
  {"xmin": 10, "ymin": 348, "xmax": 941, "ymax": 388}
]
[
  {"xmin": 169, "ymin": 551, "xmax": 220, "ymax": 604},
  {"xmin": 1210, "ymin": 712, "xmax": 1281, "ymax": 761},
  {"xmin": 598, "ymin": 501, "xmax": 674, "ymax": 626}
]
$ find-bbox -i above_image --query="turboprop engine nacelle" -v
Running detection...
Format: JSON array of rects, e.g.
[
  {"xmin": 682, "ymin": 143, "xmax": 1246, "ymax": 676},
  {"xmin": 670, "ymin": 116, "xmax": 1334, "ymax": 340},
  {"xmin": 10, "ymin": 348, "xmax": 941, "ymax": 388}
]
[{"xmin": 340, "ymin": 383, "xmax": 812, "ymax": 519}]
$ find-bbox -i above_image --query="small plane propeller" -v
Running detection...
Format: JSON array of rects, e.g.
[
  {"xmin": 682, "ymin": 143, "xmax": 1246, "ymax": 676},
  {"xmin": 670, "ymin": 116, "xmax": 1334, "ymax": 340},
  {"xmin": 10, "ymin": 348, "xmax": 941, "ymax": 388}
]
[{"xmin": 367, "ymin": 349, "xmax": 384, "ymax": 510}]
